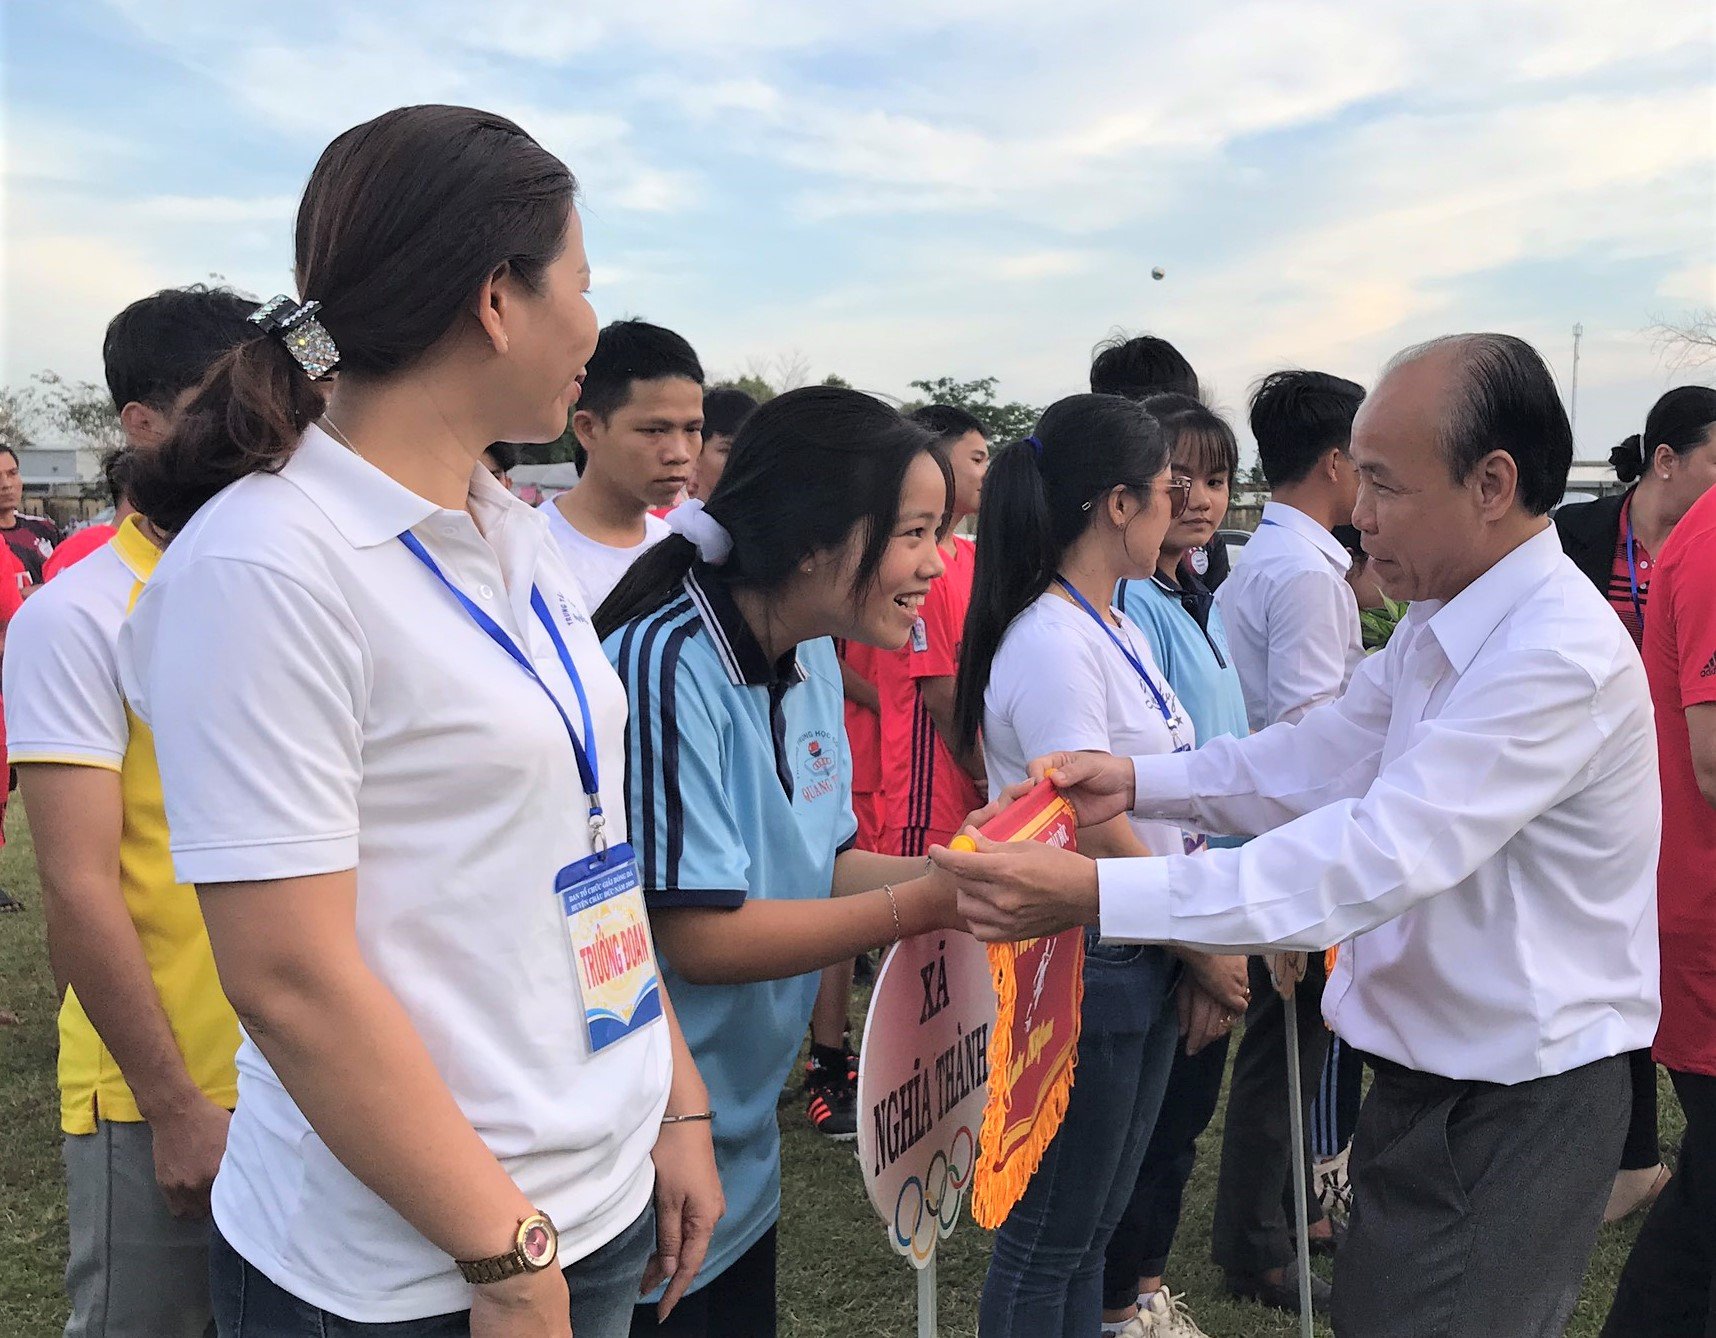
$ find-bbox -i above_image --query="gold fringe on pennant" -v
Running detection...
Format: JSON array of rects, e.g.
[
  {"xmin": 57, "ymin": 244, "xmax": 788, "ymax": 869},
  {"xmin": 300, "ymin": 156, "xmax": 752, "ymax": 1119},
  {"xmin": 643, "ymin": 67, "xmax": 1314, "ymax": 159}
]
[{"xmin": 970, "ymin": 934, "xmax": 1086, "ymax": 1229}]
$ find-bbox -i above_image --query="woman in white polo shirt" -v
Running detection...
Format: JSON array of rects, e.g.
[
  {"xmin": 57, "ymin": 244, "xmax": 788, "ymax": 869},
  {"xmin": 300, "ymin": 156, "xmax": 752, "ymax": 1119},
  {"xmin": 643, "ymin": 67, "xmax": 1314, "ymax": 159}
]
[
  {"xmin": 951, "ymin": 394, "xmax": 1238, "ymax": 1338},
  {"xmin": 120, "ymin": 105, "xmax": 721, "ymax": 1338}
]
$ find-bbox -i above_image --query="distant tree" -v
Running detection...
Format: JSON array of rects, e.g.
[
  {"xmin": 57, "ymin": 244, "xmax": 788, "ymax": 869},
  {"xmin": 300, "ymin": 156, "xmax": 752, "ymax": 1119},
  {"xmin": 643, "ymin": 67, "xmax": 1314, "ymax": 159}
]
[
  {"xmin": 713, "ymin": 375, "xmax": 777, "ymax": 404},
  {"xmin": 1649, "ymin": 308, "xmax": 1716, "ymax": 368},
  {"xmin": 820, "ymin": 373, "xmax": 852, "ymax": 389},
  {"xmin": 0, "ymin": 372, "xmax": 122, "ymax": 450},
  {"xmin": 514, "ymin": 419, "xmax": 580, "ymax": 467},
  {"xmin": 906, "ymin": 376, "xmax": 1040, "ymax": 443},
  {"xmin": 32, "ymin": 373, "xmax": 123, "ymax": 449},
  {"xmin": 0, "ymin": 388, "xmax": 33, "ymax": 449}
]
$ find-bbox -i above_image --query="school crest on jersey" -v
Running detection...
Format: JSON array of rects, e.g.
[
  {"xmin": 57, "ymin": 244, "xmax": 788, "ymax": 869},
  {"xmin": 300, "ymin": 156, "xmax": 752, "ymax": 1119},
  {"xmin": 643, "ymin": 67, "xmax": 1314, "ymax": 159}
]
[{"xmin": 796, "ymin": 728, "xmax": 840, "ymax": 803}]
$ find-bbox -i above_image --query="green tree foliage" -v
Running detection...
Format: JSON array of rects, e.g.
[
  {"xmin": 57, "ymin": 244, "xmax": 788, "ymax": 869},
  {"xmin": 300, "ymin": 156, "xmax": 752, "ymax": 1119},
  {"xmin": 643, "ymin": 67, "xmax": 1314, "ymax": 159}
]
[
  {"xmin": 1, "ymin": 373, "xmax": 123, "ymax": 450},
  {"xmin": 904, "ymin": 376, "xmax": 1040, "ymax": 443},
  {"xmin": 713, "ymin": 375, "xmax": 777, "ymax": 404}
]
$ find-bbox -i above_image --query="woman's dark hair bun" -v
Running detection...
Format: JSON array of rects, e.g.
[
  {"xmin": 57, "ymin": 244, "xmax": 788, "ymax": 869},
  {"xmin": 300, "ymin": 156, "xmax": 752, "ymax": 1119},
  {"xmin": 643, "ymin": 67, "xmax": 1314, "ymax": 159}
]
[{"xmin": 1609, "ymin": 435, "xmax": 1645, "ymax": 485}]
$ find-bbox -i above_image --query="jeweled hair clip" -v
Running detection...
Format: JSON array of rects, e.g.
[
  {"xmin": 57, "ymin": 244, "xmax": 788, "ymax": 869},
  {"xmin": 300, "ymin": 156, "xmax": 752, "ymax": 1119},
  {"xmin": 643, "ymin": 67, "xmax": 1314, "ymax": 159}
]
[{"xmin": 249, "ymin": 295, "xmax": 340, "ymax": 378}]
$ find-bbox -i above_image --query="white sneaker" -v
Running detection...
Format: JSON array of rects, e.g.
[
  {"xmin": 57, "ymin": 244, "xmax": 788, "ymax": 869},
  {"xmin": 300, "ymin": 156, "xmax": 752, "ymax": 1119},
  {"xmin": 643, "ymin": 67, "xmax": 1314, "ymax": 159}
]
[
  {"xmin": 1102, "ymin": 1315, "xmax": 1155, "ymax": 1337},
  {"xmin": 1139, "ymin": 1287, "xmax": 1213, "ymax": 1338},
  {"xmin": 1314, "ymin": 1142, "xmax": 1353, "ymax": 1218}
]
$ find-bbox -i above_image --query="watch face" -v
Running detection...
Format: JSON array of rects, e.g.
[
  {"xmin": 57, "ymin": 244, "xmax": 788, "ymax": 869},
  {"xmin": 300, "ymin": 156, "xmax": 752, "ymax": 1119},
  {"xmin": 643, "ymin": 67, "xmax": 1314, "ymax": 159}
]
[{"xmin": 520, "ymin": 1219, "xmax": 556, "ymax": 1268}]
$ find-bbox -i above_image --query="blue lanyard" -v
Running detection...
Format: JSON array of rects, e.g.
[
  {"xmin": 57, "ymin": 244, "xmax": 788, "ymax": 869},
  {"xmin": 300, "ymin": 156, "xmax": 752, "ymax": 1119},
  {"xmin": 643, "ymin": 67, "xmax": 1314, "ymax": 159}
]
[
  {"xmin": 399, "ymin": 532, "xmax": 606, "ymax": 842},
  {"xmin": 1054, "ymin": 577, "xmax": 1186, "ymax": 746},
  {"xmin": 1624, "ymin": 510, "xmax": 1646, "ymax": 631}
]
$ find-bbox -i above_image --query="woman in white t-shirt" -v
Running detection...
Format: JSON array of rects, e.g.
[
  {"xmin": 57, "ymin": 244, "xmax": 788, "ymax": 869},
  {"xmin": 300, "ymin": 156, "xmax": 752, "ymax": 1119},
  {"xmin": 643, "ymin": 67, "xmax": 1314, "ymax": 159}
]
[
  {"xmin": 951, "ymin": 394, "xmax": 1248, "ymax": 1337},
  {"xmin": 120, "ymin": 106, "xmax": 720, "ymax": 1338}
]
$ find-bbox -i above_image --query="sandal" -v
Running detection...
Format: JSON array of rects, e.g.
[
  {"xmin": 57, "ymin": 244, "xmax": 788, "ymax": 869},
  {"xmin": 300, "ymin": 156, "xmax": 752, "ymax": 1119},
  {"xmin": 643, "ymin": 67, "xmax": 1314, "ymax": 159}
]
[{"xmin": 1605, "ymin": 1163, "xmax": 1671, "ymax": 1224}]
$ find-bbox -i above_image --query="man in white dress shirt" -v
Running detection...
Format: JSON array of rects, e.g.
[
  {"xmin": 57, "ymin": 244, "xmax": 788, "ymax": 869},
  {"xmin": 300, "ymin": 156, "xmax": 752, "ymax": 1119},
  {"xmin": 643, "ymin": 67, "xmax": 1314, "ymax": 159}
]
[
  {"xmin": 1203, "ymin": 369, "xmax": 1368, "ymax": 1313},
  {"xmin": 933, "ymin": 333, "xmax": 1660, "ymax": 1336}
]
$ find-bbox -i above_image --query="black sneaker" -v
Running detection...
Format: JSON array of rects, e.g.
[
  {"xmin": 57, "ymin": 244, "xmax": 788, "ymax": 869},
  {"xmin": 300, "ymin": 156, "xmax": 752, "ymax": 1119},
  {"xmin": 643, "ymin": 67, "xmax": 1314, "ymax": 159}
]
[
  {"xmin": 805, "ymin": 1052, "xmax": 858, "ymax": 1141},
  {"xmin": 1225, "ymin": 1268, "xmax": 1332, "ymax": 1316}
]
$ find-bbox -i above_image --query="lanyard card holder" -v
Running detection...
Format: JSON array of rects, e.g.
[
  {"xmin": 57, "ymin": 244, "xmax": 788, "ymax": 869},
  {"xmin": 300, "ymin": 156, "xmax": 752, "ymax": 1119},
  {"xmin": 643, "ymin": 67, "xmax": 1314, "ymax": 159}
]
[{"xmin": 556, "ymin": 841, "xmax": 663, "ymax": 1052}]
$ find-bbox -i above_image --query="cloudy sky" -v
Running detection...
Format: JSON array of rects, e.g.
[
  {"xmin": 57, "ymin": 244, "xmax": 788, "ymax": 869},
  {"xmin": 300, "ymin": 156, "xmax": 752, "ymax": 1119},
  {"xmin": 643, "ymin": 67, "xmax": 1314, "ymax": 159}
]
[{"xmin": 5, "ymin": 0, "xmax": 1712, "ymax": 460}]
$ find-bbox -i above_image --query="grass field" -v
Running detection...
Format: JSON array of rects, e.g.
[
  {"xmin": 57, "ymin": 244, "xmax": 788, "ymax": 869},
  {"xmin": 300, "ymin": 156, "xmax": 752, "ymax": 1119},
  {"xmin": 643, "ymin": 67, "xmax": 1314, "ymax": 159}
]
[{"xmin": 0, "ymin": 813, "xmax": 1675, "ymax": 1337}]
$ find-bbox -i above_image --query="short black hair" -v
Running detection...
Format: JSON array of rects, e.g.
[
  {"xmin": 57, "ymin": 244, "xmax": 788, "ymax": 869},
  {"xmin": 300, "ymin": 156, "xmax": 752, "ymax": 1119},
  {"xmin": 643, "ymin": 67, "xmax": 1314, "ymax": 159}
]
[
  {"xmin": 100, "ymin": 447, "xmax": 136, "ymax": 505},
  {"xmin": 1386, "ymin": 334, "xmax": 1571, "ymax": 516},
  {"xmin": 1248, "ymin": 369, "xmax": 1366, "ymax": 488},
  {"xmin": 1089, "ymin": 333, "xmax": 1200, "ymax": 402},
  {"xmin": 0, "ymin": 445, "xmax": 18, "ymax": 467},
  {"xmin": 483, "ymin": 441, "xmax": 519, "ymax": 474},
  {"xmin": 702, "ymin": 387, "xmax": 758, "ymax": 442},
  {"xmin": 908, "ymin": 404, "xmax": 986, "ymax": 445},
  {"xmin": 578, "ymin": 319, "xmax": 705, "ymax": 423},
  {"xmin": 102, "ymin": 285, "xmax": 258, "ymax": 412}
]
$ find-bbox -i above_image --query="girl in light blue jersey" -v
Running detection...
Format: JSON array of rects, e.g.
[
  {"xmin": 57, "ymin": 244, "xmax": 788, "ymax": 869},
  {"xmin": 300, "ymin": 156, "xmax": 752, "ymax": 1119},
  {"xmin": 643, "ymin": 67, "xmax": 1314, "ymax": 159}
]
[{"xmin": 597, "ymin": 387, "xmax": 981, "ymax": 1338}]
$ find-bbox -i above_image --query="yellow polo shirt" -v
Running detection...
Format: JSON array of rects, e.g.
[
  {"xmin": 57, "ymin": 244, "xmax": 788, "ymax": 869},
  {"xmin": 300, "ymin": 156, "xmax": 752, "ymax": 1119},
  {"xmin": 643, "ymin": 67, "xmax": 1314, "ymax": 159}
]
[{"xmin": 3, "ymin": 516, "xmax": 238, "ymax": 1132}]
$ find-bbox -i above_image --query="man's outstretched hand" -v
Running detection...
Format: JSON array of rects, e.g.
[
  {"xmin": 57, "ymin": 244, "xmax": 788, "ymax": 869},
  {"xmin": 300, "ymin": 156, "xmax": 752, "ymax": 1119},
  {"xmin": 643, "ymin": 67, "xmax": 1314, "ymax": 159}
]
[
  {"xmin": 928, "ymin": 831, "xmax": 1101, "ymax": 942},
  {"xmin": 1027, "ymin": 751, "xmax": 1138, "ymax": 827}
]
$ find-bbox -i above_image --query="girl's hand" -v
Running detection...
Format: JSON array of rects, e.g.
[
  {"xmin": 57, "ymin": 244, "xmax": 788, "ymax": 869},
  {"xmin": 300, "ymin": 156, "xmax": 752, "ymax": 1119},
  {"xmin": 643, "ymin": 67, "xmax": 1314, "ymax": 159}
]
[
  {"xmin": 1177, "ymin": 978, "xmax": 1239, "ymax": 1056},
  {"xmin": 644, "ymin": 1119, "xmax": 725, "ymax": 1321},
  {"xmin": 1179, "ymin": 951, "xmax": 1251, "ymax": 1015}
]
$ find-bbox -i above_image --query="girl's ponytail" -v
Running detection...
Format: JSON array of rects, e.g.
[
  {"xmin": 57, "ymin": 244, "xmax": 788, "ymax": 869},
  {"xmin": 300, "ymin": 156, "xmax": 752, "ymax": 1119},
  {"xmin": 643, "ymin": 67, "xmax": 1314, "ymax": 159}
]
[
  {"xmin": 953, "ymin": 438, "xmax": 1055, "ymax": 751},
  {"xmin": 954, "ymin": 394, "xmax": 1167, "ymax": 752}
]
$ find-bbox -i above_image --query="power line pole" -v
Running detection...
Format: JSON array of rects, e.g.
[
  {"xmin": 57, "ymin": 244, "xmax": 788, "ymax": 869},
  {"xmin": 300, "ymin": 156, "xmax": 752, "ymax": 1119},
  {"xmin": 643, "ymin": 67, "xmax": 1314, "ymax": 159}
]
[{"xmin": 1570, "ymin": 322, "xmax": 1584, "ymax": 445}]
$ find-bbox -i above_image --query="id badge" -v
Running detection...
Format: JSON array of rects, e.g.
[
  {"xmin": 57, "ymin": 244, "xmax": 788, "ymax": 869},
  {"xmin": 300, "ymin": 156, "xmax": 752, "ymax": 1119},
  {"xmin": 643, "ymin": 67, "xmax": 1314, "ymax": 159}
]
[{"xmin": 555, "ymin": 842, "xmax": 664, "ymax": 1052}]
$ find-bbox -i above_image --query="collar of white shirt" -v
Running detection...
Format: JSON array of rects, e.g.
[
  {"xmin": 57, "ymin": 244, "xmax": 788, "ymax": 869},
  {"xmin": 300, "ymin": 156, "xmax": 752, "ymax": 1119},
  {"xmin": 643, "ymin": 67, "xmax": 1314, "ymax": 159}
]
[
  {"xmin": 1406, "ymin": 522, "xmax": 1560, "ymax": 674},
  {"xmin": 1258, "ymin": 500, "xmax": 1352, "ymax": 575},
  {"xmin": 282, "ymin": 424, "xmax": 539, "ymax": 550}
]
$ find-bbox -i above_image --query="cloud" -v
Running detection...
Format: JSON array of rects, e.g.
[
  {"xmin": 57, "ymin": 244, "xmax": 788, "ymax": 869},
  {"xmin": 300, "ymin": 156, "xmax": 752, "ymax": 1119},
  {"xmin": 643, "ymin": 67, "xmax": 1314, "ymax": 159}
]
[{"xmin": 18, "ymin": 0, "xmax": 1714, "ymax": 468}]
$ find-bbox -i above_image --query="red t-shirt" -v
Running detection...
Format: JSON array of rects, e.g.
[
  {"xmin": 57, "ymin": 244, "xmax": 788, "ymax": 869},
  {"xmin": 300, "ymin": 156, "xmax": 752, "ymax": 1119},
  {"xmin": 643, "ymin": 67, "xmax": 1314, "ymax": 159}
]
[
  {"xmin": 0, "ymin": 543, "xmax": 27, "ymax": 798},
  {"xmin": 878, "ymin": 537, "xmax": 981, "ymax": 847},
  {"xmin": 42, "ymin": 524, "xmax": 118, "ymax": 582},
  {"xmin": 840, "ymin": 640, "xmax": 883, "ymax": 796},
  {"xmin": 1605, "ymin": 493, "xmax": 1651, "ymax": 649},
  {"xmin": 1643, "ymin": 485, "xmax": 1716, "ymax": 1076}
]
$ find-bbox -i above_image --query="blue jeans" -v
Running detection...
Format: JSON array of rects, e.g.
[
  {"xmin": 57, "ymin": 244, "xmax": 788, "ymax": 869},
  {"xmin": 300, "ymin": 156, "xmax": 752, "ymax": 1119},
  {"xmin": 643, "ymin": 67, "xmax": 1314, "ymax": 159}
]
[
  {"xmin": 979, "ymin": 939, "xmax": 1179, "ymax": 1338},
  {"xmin": 209, "ymin": 1207, "xmax": 654, "ymax": 1337},
  {"xmin": 1102, "ymin": 1028, "xmax": 1232, "ymax": 1306}
]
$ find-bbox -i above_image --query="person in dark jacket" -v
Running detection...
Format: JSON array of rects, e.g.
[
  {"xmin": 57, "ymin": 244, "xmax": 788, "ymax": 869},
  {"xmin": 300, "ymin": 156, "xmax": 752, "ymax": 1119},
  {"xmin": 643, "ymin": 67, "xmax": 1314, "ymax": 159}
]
[{"xmin": 1554, "ymin": 383, "xmax": 1716, "ymax": 1224}]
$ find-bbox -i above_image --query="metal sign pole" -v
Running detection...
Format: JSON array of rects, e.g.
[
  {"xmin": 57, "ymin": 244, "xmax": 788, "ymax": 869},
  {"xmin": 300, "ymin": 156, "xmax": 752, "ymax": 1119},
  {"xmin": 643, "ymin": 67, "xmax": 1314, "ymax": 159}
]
[
  {"xmin": 1284, "ymin": 998, "xmax": 1315, "ymax": 1338},
  {"xmin": 917, "ymin": 1253, "xmax": 939, "ymax": 1338}
]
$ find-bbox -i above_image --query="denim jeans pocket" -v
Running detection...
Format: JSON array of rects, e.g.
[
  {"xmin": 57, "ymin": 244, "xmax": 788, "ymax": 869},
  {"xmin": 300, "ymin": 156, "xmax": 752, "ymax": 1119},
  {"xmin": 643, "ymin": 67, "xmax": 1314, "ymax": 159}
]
[{"xmin": 1084, "ymin": 937, "xmax": 1149, "ymax": 966}]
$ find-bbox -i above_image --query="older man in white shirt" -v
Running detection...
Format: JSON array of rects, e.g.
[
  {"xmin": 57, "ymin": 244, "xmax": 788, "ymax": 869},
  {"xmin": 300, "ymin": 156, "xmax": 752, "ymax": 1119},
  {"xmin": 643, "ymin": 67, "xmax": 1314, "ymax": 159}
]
[{"xmin": 933, "ymin": 333, "xmax": 1660, "ymax": 1337}]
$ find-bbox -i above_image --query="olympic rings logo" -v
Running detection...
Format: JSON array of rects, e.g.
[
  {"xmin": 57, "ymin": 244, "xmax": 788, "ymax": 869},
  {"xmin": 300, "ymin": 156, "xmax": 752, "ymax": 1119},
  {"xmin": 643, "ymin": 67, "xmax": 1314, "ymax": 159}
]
[{"xmin": 891, "ymin": 1125, "xmax": 976, "ymax": 1263}]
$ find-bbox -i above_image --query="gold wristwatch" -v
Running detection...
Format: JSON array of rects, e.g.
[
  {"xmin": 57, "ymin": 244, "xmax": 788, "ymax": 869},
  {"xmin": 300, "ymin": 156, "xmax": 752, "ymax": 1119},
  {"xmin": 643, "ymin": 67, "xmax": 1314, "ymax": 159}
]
[{"xmin": 456, "ymin": 1212, "xmax": 559, "ymax": 1285}]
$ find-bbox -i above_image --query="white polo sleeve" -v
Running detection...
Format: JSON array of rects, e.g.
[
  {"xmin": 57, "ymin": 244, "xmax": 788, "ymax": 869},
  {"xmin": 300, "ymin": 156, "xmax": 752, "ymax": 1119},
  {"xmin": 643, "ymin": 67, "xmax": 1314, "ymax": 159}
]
[
  {"xmin": 120, "ymin": 556, "xmax": 368, "ymax": 884},
  {"xmin": 990, "ymin": 619, "xmax": 1113, "ymax": 761},
  {"xmin": 3, "ymin": 584, "xmax": 127, "ymax": 770}
]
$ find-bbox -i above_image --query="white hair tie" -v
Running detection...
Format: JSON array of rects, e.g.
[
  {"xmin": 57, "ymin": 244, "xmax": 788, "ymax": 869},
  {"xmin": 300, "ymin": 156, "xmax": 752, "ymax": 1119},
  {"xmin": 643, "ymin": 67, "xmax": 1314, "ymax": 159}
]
[{"xmin": 665, "ymin": 498, "xmax": 734, "ymax": 566}]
